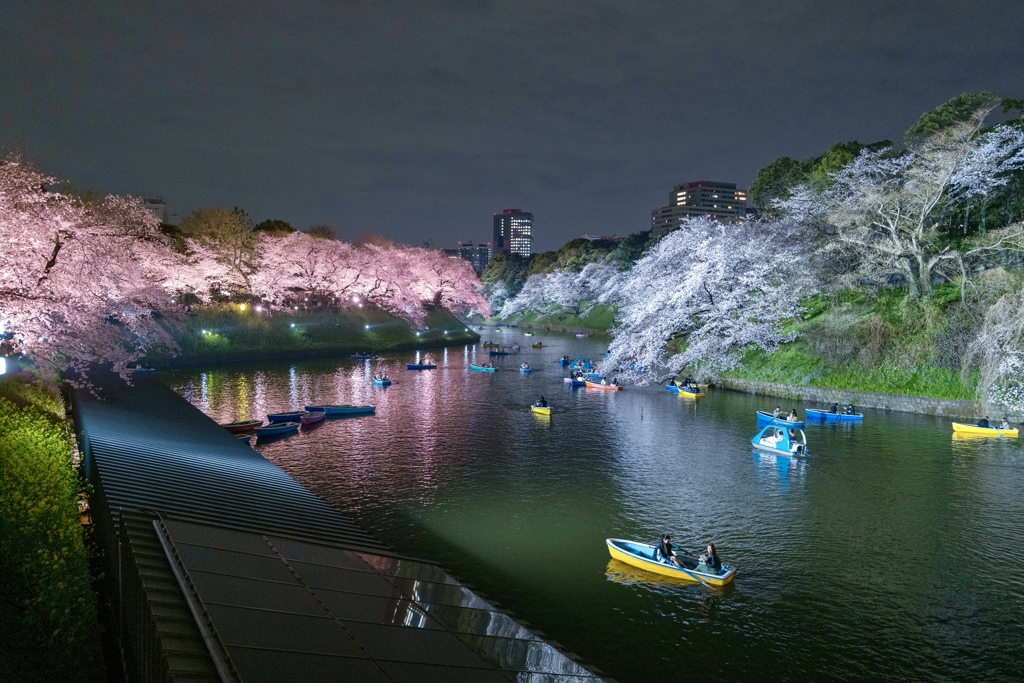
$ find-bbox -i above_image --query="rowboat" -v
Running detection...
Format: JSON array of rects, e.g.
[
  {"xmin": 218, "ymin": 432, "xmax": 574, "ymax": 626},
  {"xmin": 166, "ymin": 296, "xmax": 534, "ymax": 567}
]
[
  {"xmin": 666, "ymin": 385, "xmax": 704, "ymax": 397},
  {"xmin": 304, "ymin": 405, "xmax": 376, "ymax": 416},
  {"xmin": 576, "ymin": 333, "xmax": 589, "ymax": 338},
  {"xmin": 220, "ymin": 419, "xmax": 263, "ymax": 434},
  {"xmin": 470, "ymin": 363, "xmax": 498, "ymax": 372},
  {"xmin": 806, "ymin": 408, "xmax": 863, "ymax": 422},
  {"xmin": 254, "ymin": 421, "xmax": 300, "ymax": 437},
  {"xmin": 483, "ymin": 342, "xmax": 501, "ymax": 348},
  {"xmin": 564, "ymin": 377, "xmax": 586, "ymax": 387},
  {"xmin": 372, "ymin": 377, "xmax": 392, "ymax": 386},
  {"xmin": 756, "ymin": 411, "xmax": 805, "ymax": 428},
  {"xmin": 531, "ymin": 404, "xmax": 551, "ymax": 415},
  {"xmin": 350, "ymin": 353, "xmax": 377, "ymax": 360},
  {"xmin": 488, "ymin": 350, "xmax": 508, "ymax": 356},
  {"xmin": 531, "ymin": 342, "xmax": 543, "ymax": 348},
  {"xmin": 952, "ymin": 422, "xmax": 1018, "ymax": 437},
  {"xmin": 752, "ymin": 424, "xmax": 807, "ymax": 455},
  {"xmin": 586, "ymin": 381, "xmax": 623, "ymax": 391},
  {"xmin": 520, "ymin": 367, "xmax": 533, "ymax": 374},
  {"xmin": 407, "ymin": 363, "xmax": 437, "ymax": 370},
  {"xmin": 605, "ymin": 538, "xmax": 735, "ymax": 586},
  {"xmin": 267, "ymin": 411, "xmax": 305, "ymax": 424},
  {"xmin": 559, "ymin": 357, "xmax": 571, "ymax": 366},
  {"xmin": 300, "ymin": 411, "xmax": 326, "ymax": 426},
  {"xmin": 523, "ymin": 332, "xmax": 533, "ymax": 337}
]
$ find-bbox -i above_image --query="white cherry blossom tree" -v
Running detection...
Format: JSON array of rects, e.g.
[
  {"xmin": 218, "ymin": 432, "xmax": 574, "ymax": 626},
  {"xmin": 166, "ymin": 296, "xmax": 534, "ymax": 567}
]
[{"xmin": 598, "ymin": 217, "xmax": 814, "ymax": 383}]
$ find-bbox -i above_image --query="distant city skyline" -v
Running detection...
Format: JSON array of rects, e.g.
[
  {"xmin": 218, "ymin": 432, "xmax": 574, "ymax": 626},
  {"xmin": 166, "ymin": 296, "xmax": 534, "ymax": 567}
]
[{"xmin": 3, "ymin": 3, "xmax": 1021, "ymax": 252}]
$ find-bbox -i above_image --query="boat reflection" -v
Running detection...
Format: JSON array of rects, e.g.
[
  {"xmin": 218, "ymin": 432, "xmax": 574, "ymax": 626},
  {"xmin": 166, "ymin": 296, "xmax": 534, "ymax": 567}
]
[{"xmin": 605, "ymin": 559, "xmax": 733, "ymax": 593}]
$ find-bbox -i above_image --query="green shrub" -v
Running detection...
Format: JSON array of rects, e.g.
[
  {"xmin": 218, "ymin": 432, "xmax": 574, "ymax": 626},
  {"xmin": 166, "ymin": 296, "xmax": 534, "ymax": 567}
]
[{"xmin": 0, "ymin": 378, "xmax": 104, "ymax": 682}]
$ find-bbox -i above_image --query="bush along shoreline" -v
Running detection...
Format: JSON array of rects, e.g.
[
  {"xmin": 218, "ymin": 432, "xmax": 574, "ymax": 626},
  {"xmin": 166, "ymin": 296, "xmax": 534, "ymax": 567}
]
[
  {"xmin": 0, "ymin": 374, "xmax": 105, "ymax": 682},
  {"xmin": 143, "ymin": 305, "xmax": 479, "ymax": 368}
]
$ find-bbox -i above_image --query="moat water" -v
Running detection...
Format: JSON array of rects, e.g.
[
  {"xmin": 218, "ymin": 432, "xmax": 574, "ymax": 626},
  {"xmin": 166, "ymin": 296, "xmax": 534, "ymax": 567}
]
[{"xmin": 163, "ymin": 333, "xmax": 1024, "ymax": 682}]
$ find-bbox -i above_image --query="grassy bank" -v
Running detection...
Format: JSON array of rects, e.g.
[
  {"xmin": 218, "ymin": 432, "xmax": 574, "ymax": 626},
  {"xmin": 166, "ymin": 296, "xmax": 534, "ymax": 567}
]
[
  {"xmin": 146, "ymin": 305, "xmax": 479, "ymax": 366},
  {"xmin": 0, "ymin": 375, "xmax": 105, "ymax": 682},
  {"xmin": 721, "ymin": 286, "xmax": 979, "ymax": 400},
  {"xmin": 495, "ymin": 303, "xmax": 616, "ymax": 333}
]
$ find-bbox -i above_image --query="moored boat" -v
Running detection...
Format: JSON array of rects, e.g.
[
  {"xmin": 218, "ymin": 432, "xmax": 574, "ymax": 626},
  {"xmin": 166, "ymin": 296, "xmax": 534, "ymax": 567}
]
[
  {"xmin": 304, "ymin": 404, "xmax": 376, "ymax": 416},
  {"xmin": 951, "ymin": 422, "xmax": 1018, "ymax": 437},
  {"xmin": 585, "ymin": 380, "xmax": 623, "ymax": 391},
  {"xmin": 756, "ymin": 411, "xmax": 805, "ymax": 428},
  {"xmin": 407, "ymin": 363, "xmax": 438, "ymax": 370},
  {"xmin": 220, "ymin": 419, "xmax": 263, "ymax": 434},
  {"xmin": 267, "ymin": 410, "xmax": 305, "ymax": 424},
  {"xmin": 300, "ymin": 411, "xmax": 326, "ymax": 425},
  {"xmin": 752, "ymin": 424, "xmax": 807, "ymax": 454},
  {"xmin": 605, "ymin": 538, "xmax": 735, "ymax": 586},
  {"xmin": 470, "ymin": 363, "xmax": 498, "ymax": 372},
  {"xmin": 806, "ymin": 408, "xmax": 863, "ymax": 422},
  {"xmin": 254, "ymin": 421, "xmax": 300, "ymax": 437}
]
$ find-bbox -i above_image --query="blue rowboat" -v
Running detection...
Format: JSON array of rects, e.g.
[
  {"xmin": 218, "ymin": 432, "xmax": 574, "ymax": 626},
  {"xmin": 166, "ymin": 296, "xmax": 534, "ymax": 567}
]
[
  {"xmin": 488, "ymin": 350, "xmax": 509, "ymax": 356},
  {"xmin": 606, "ymin": 538, "xmax": 735, "ymax": 586},
  {"xmin": 300, "ymin": 411, "xmax": 326, "ymax": 426},
  {"xmin": 559, "ymin": 358, "xmax": 571, "ymax": 366},
  {"xmin": 805, "ymin": 408, "xmax": 863, "ymax": 422},
  {"xmin": 756, "ymin": 411, "xmax": 805, "ymax": 428},
  {"xmin": 563, "ymin": 377, "xmax": 586, "ymax": 387},
  {"xmin": 372, "ymin": 378, "xmax": 392, "ymax": 386},
  {"xmin": 255, "ymin": 421, "xmax": 299, "ymax": 437},
  {"xmin": 520, "ymin": 367, "xmax": 533, "ymax": 374},
  {"xmin": 267, "ymin": 411, "xmax": 305, "ymax": 423},
  {"xmin": 304, "ymin": 405, "xmax": 375, "ymax": 416},
  {"xmin": 407, "ymin": 363, "xmax": 437, "ymax": 370},
  {"xmin": 470, "ymin": 364, "xmax": 498, "ymax": 372},
  {"xmin": 752, "ymin": 423, "xmax": 808, "ymax": 455}
]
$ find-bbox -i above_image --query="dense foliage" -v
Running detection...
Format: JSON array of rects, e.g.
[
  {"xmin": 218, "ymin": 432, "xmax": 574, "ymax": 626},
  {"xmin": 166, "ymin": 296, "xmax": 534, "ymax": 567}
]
[
  {"xmin": 0, "ymin": 156, "xmax": 489, "ymax": 376},
  {"xmin": 0, "ymin": 376, "xmax": 104, "ymax": 682}
]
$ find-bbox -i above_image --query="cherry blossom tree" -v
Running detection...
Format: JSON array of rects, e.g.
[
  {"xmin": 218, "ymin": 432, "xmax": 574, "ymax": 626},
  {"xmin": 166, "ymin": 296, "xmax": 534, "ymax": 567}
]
[
  {"xmin": 965, "ymin": 287, "xmax": 1024, "ymax": 413},
  {"xmin": 780, "ymin": 108, "xmax": 1024, "ymax": 299},
  {"xmin": 598, "ymin": 217, "xmax": 814, "ymax": 383},
  {"xmin": 498, "ymin": 261, "xmax": 620, "ymax": 319},
  {"xmin": 0, "ymin": 155, "xmax": 194, "ymax": 376}
]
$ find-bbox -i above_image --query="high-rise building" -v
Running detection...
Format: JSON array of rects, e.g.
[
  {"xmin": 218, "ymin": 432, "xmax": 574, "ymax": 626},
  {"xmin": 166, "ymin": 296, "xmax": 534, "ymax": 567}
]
[
  {"xmin": 493, "ymin": 209, "xmax": 534, "ymax": 257},
  {"xmin": 442, "ymin": 241, "xmax": 492, "ymax": 274},
  {"xmin": 651, "ymin": 181, "xmax": 747, "ymax": 237}
]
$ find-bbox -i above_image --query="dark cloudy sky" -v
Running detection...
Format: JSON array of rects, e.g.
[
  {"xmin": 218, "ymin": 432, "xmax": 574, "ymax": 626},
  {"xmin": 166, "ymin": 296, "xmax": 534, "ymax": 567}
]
[{"xmin": 2, "ymin": 1, "xmax": 1022, "ymax": 251}]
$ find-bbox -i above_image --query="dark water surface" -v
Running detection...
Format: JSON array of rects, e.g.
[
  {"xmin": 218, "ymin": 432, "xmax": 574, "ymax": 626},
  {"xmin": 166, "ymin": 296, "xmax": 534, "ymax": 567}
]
[{"xmin": 162, "ymin": 334, "xmax": 1024, "ymax": 682}]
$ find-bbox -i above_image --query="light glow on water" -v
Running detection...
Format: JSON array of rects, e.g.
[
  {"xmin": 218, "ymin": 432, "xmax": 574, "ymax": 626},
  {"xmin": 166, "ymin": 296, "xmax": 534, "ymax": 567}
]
[{"xmin": 163, "ymin": 335, "xmax": 1024, "ymax": 682}]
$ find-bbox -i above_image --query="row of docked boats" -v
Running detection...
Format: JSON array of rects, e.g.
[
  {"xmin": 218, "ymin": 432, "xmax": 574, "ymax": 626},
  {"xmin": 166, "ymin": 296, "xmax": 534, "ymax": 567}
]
[{"xmin": 220, "ymin": 404, "xmax": 376, "ymax": 439}]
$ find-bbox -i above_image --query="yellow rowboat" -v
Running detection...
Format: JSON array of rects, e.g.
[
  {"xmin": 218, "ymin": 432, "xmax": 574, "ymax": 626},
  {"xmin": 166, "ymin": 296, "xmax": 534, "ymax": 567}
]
[
  {"xmin": 606, "ymin": 538, "xmax": 735, "ymax": 586},
  {"xmin": 952, "ymin": 422, "xmax": 1018, "ymax": 437},
  {"xmin": 678, "ymin": 390, "xmax": 705, "ymax": 398},
  {"xmin": 531, "ymin": 404, "xmax": 551, "ymax": 415},
  {"xmin": 531, "ymin": 343, "xmax": 543, "ymax": 348}
]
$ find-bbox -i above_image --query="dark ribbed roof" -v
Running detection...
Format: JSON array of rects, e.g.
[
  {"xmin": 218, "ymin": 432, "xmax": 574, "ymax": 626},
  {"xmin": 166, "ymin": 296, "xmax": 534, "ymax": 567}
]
[{"xmin": 73, "ymin": 373, "xmax": 385, "ymax": 551}]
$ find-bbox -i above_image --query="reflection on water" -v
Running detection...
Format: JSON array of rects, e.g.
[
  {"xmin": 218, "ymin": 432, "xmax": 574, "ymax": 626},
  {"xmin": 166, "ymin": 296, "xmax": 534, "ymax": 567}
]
[{"xmin": 162, "ymin": 335, "xmax": 1024, "ymax": 682}]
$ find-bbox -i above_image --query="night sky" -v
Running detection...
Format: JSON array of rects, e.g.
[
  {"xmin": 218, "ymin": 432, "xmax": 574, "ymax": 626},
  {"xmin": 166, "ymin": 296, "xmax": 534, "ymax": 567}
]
[{"xmin": 3, "ymin": 1, "xmax": 1022, "ymax": 251}]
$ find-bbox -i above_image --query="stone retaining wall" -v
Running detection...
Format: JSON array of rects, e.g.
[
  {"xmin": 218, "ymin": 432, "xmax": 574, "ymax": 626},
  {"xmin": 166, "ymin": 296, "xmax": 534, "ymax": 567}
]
[{"xmin": 716, "ymin": 377, "xmax": 984, "ymax": 419}]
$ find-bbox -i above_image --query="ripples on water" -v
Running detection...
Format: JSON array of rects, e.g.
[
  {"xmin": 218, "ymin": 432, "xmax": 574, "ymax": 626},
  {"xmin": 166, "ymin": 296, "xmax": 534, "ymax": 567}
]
[{"xmin": 164, "ymin": 336, "xmax": 1024, "ymax": 682}]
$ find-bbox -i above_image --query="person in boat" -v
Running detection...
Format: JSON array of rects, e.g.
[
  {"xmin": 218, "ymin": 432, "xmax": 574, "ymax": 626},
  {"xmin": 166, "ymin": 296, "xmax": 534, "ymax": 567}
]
[
  {"xmin": 786, "ymin": 409, "xmax": 799, "ymax": 422},
  {"xmin": 700, "ymin": 543, "xmax": 722, "ymax": 572},
  {"xmin": 772, "ymin": 406, "xmax": 783, "ymax": 419},
  {"xmin": 656, "ymin": 534, "xmax": 685, "ymax": 568},
  {"xmin": 830, "ymin": 402, "xmax": 839, "ymax": 414},
  {"xmin": 977, "ymin": 416, "xmax": 991, "ymax": 428},
  {"xmin": 601, "ymin": 377, "xmax": 608, "ymax": 385},
  {"xmin": 788, "ymin": 429, "xmax": 801, "ymax": 452},
  {"xmin": 521, "ymin": 362, "xmax": 530, "ymax": 369},
  {"xmin": 844, "ymin": 403, "xmax": 856, "ymax": 415},
  {"xmin": 611, "ymin": 376, "xmax": 619, "ymax": 386},
  {"xmin": 999, "ymin": 416, "xmax": 1011, "ymax": 430},
  {"xmin": 537, "ymin": 396, "xmax": 548, "ymax": 407},
  {"xmin": 760, "ymin": 428, "xmax": 781, "ymax": 447}
]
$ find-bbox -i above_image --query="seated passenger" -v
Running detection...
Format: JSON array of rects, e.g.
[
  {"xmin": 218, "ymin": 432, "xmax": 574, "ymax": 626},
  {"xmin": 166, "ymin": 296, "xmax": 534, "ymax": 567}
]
[
  {"xmin": 787, "ymin": 409, "xmax": 798, "ymax": 422},
  {"xmin": 538, "ymin": 396, "xmax": 548, "ymax": 407},
  {"xmin": 700, "ymin": 543, "xmax": 722, "ymax": 572},
  {"xmin": 845, "ymin": 403, "xmax": 856, "ymax": 415},
  {"xmin": 830, "ymin": 403, "xmax": 839, "ymax": 414},
  {"xmin": 978, "ymin": 416, "xmax": 991, "ymax": 429},
  {"xmin": 656, "ymin": 534, "xmax": 685, "ymax": 568},
  {"xmin": 772, "ymin": 406, "xmax": 783, "ymax": 419},
  {"xmin": 788, "ymin": 429, "xmax": 800, "ymax": 452},
  {"xmin": 999, "ymin": 417, "xmax": 1011, "ymax": 430}
]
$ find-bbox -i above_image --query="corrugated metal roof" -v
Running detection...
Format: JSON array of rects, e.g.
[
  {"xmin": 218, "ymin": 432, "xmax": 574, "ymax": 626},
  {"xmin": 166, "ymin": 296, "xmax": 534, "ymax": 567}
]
[{"xmin": 72, "ymin": 375, "xmax": 386, "ymax": 551}]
